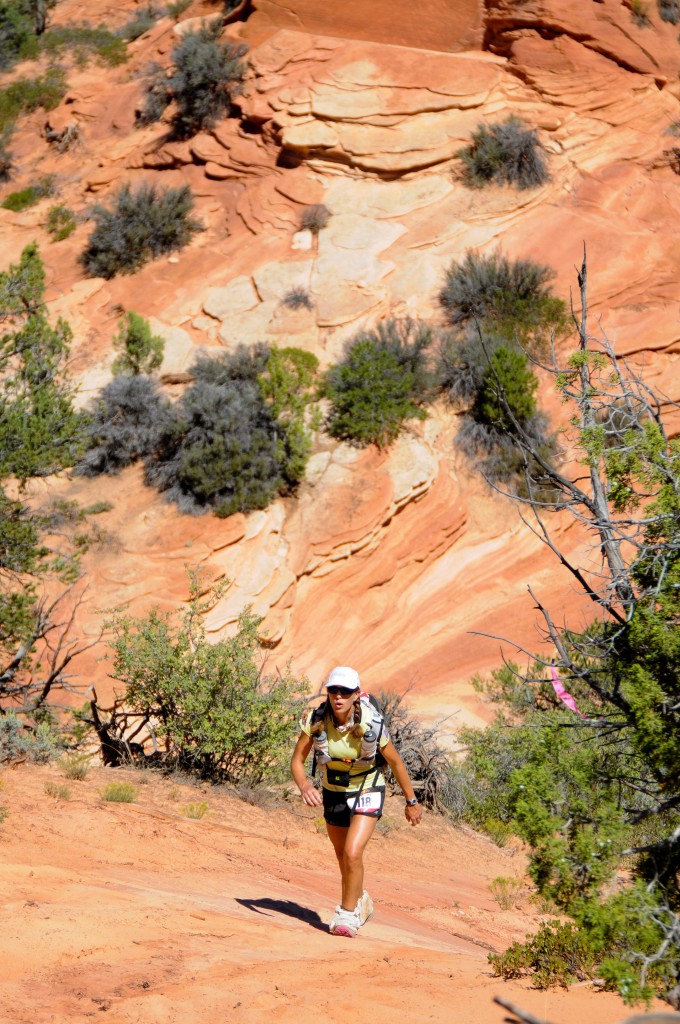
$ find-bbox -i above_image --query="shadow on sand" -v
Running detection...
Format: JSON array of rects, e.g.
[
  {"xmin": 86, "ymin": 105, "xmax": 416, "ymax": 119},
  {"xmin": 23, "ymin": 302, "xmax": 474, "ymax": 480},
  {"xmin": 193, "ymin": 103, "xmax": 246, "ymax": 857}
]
[{"xmin": 235, "ymin": 897, "xmax": 328, "ymax": 933}]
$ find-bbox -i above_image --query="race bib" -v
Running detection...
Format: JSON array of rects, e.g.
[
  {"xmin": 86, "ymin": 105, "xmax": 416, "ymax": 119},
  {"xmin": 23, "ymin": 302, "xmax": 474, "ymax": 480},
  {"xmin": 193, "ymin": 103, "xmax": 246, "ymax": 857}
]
[{"xmin": 347, "ymin": 789, "xmax": 382, "ymax": 814}]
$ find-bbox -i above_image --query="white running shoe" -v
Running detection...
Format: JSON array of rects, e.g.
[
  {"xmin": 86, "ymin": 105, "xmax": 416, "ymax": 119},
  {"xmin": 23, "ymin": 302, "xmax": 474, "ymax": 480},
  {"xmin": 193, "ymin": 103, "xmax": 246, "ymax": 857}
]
[
  {"xmin": 329, "ymin": 906, "xmax": 361, "ymax": 938},
  {"xmin": 356, "ymin": 889, "xmax": 374, "ymax": 927}
]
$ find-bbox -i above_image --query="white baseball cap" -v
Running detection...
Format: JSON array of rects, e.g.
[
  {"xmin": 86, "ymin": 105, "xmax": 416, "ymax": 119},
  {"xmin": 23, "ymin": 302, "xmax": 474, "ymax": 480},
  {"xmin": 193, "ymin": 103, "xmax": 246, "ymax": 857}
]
[{"xmin": 326, "ymin": 666, "xmax": 361, "ymax": 691}]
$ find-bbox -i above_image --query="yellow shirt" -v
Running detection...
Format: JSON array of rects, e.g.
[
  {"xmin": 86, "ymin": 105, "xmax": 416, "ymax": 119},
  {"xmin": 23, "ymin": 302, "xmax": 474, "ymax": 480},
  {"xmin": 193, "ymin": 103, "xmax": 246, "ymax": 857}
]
[{"xmin": 302, "ymin": 707, "xmax": 390, "ymax": 793}]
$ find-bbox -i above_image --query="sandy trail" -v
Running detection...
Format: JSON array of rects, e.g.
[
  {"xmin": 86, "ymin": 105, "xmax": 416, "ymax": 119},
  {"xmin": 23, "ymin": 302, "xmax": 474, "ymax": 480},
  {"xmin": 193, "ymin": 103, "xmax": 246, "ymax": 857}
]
[{"xmin": 0, "ymin": 764, "xmax": 649, "ymax": 1024}]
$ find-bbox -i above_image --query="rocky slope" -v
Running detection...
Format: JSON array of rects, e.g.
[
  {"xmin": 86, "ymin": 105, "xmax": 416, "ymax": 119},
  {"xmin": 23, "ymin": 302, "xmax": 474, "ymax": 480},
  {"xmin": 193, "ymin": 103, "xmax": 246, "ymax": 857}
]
[
  {"xmin": 0, "ymin": 762, "xmax": 665, "ymax": 1024},
  {"xmin": 4, "ymin": 0, "xmax": 680, "ymax": 725}
]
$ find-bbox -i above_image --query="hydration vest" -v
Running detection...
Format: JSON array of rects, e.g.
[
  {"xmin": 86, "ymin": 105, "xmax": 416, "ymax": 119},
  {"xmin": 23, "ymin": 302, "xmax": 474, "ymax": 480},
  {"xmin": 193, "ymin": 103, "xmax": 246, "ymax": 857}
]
[{"xmin": 309, "ymin": 692, "xmax": 385, "ymax": 774}]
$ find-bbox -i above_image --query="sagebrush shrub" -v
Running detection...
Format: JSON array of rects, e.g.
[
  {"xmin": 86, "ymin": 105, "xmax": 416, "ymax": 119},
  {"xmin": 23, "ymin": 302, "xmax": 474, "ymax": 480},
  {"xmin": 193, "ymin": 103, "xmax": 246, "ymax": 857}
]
[
  {"xmin": 439, "ymin": 250, "xmax": 565, "ymax": 354},
  {"xmin": 118, "ymin": 5, "xmax": 163, "ymax": 41},
  {"xmin": 145, "ymin": 377, "xmax": 286, "ymax": 516},
  {"xmin": 137, "ymin": 64, "xmax": 172, "ymax": 126},
  {"xmin": 457, "ymin": 411, "xmax": 556, "ymax": 494},
  {"xmin": 76, "ymin": 374, "xmax": 170, "ymax": 476},
  {"xmin": 0, "ymin": 712, "xmax": 59, "ymax": 762},
  {"xmin": 436, "ymin": 329, "xmax": 506, "ymax": 405},
  {"xmin": 169, "ymin": 23, "xmax": 248, "ymax": 137},
  {"xmin": 191, "ymin": 343, "xmax": 269, "ymax": 386},
  {"xmin": 458, "ymin": 117, "xmax": 549, "ymax": 190},
  {"xmin": 298, "ymin": 203, "xmax": 331, "ymax": 234},
  {"xmin": 658, "ymin": 0, "xmax": 680, "ymax": 20},
  {"xmin": 80, "ymin": 182, "xmax": 201, "ymax": 278},
  {"xmin": 281, "ymin": 286, "xmax": 313, "ymax": 310}
]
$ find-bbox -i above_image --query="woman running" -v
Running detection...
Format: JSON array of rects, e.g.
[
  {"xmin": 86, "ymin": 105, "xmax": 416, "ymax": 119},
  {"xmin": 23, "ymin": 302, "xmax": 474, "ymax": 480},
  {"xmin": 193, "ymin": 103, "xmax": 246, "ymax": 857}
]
[{"xmin": 290, "ymin": 665, "xmax": 423, "ymax": 937}]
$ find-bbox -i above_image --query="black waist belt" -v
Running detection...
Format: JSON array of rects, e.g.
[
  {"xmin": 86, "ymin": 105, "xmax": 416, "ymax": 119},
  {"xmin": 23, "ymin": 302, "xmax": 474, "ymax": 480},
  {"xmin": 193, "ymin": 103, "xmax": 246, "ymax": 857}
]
[{"xmin": 326, "ymin": 764, "xmax": 377, "ymax": 789}]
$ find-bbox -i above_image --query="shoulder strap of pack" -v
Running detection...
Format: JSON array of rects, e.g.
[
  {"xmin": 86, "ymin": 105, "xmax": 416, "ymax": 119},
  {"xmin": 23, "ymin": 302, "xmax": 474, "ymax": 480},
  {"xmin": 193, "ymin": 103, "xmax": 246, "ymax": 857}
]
[{"xmin": 311, "ymin": 699, "xmax": 328, "ymax": 727}]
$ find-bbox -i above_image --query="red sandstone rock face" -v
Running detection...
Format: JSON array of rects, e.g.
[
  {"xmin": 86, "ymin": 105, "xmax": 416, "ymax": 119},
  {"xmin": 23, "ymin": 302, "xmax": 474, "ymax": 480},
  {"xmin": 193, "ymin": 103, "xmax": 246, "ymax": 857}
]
[
  {"xmin": 4, "ymin": 0, "xmax": 680, "ymax": 733},
  {"xmin": 242, "ymin": 0, "xmax": 484, "ymax": 52}
]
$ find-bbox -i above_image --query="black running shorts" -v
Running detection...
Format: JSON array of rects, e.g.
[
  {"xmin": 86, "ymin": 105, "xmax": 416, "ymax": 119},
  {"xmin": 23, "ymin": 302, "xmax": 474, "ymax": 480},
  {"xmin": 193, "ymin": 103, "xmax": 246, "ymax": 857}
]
[{"xmin": 322, "ymin": 785, "xmax": 385, "ymax": 827}]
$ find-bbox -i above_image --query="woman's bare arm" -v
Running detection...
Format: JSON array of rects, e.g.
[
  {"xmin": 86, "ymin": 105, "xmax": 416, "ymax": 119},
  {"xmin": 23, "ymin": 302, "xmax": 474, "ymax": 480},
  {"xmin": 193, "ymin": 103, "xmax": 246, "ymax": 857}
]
[
  {"xmin": 290, "ymin": 732, "xmax": 323, "ymax": 807},
  {"xmin": 381, "ymin": 740, "xmax": 423, "ymax": 825}
]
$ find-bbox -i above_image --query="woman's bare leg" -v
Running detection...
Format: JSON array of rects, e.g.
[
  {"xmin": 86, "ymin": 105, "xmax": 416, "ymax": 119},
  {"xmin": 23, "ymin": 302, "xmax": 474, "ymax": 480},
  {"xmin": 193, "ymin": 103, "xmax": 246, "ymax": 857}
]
[{"xmin": 326, "ymin": 815, "xmax": 379, "ymax": 911}]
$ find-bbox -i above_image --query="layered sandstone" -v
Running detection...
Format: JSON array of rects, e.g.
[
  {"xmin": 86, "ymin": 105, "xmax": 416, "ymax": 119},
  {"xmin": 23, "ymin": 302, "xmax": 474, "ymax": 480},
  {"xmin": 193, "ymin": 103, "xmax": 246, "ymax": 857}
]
[{"xmin": 2, "ymin": 0, "xmax": 679, "ymax": 733}]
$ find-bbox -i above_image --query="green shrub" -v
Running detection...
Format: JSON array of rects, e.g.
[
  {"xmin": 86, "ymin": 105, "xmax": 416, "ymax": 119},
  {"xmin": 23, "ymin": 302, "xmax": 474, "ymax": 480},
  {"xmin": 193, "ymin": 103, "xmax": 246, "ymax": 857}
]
[
  {"xmin": 0, "ymin": 804, "xmax": 7, "ymax": 827},
  {"xmin": 0, "ymin": 245, "xmax": 87, "ymax": 483},
  {"xmin": 61, "ymin": 753, "xmax": 89, "ymax": 779},
  {"xmin": 40, "ymin": 22, "xmax": 127, "ymax": 66},
  {"xmin": 108, "ymin": 574, "xmax": 309, "ymax": 783},
  {"xmin": 0, "ymin": 127, "xmax": 12, "ymax": 181},
  {"xmin": 367, "ymin": 317, "xmax": 437, "ymax": 403},
  {"xmin": 0, "ymin": 0, "xmax": 39, "ymax": 70},
  {"xmin": 101, "ymin": 781, "xmax": 137, "ymax": 802},
  {"xmin": 324, "ymin": 341, "xmax": 421, "ymax": 448},
  {"xmin": 324, "ymin": 320, "xmax": 435, "ymax": 448},
  {"xmin": 458, "ymin": 117, "xmax": 549, "ymax": 190},
  {"xmin": 44, "ymin": 779, "xmax": 70, "ymax": 800},
  {"xmin": 166, "ymin": 0, "xmax": 192, "ymax": 17},
  {"xmin": 169, "ymin": 23, "xmax": 248, "ymax": 138},
  {"xmin": 629, "ymin": 0, "xmax": 651, "ymax": 24},
  {"xmin": 2, "ymin": 173, "xmax": 55, "ymax": 211},
  {"xmin": 298, "ymin": 203, "xmax": 331, "ymax": 234},
  {"xmin": 46, "ymin": 203, "xmax": 76, "ymax": 240},
  {"xmin": 439, "ymin": 250, "xmax": 566, "ymax": 354},
  {"xmin": 489, "ymin": 875, "xmax": 523, "ymax": 911},
  {"xmin": 111, "ymin": 311, "xmax": 164, "ymax": 376},
  {"xmin": 658, "ymin": 0, "xmax": 680, "ymax": 20},
  {"xmin": 79, "ymin": 182, "xmax": 201, "ymax": 278},
  {"xmin": 82, "ymin": 500, "xmax": 113, "ymax": 515},
  {"xmin": 118, "ymin": 5, "xmax": 163, "ymax": 41},
  {"xmin": 0, "ymin": 66, "xmax": 66, "ymax": 131},
  {"xmin": 475, "ymin": 345, "xmax": 538, "ymax": 430},
  {"xmin": 491, "ymin": 921, "xmax": 599, "ymax": 989},
  {"xmin": 76, "ymin": 374, "xmax": 170, "ymax": 476},
  {"xmin": 257, "ymin": 346, "xmax": 319, "ymax": 481},
  {"xmin": 181, "ymin": 800, "xmax": 208, "ymax": 818}
]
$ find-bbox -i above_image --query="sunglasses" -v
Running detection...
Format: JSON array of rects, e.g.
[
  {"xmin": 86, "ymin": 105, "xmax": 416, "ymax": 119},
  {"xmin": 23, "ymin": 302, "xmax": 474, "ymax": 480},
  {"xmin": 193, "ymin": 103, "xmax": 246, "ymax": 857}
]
[{"xmin": 327, "ymin": 686, "xmax": 357, "ymax": 696}]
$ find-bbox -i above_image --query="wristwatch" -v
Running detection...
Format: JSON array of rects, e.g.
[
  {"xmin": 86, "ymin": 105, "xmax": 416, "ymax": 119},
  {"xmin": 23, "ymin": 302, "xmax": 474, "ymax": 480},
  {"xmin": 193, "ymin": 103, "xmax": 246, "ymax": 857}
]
[{"xmin": 405, "ymin": 797, "xmax": 419, "ymax": 806}]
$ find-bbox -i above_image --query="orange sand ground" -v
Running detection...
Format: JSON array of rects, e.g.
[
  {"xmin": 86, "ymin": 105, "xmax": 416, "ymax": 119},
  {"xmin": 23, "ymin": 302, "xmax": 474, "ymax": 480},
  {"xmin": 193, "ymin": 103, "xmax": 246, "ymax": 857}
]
[{"xmin": 0, "ymin": 763, "xmax": 666, "ymax": 1024}]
